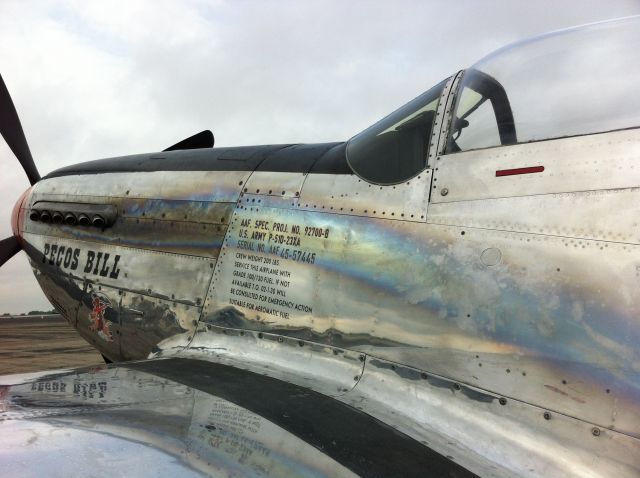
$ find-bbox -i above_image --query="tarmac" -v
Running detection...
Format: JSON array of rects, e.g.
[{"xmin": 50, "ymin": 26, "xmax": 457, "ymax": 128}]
[{"xmin": 0, "ymin": 315, "xmax": 103, "ymax": 375}]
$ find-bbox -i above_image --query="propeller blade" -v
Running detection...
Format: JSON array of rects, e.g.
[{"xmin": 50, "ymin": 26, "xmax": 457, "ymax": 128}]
[
  {"xmin": 0, "ymin": 74, "xmax": 40, "ymax": 185},
  {"xmin": 163, "ymin": 130, "xmax": 214, "ymax": 152},
  {"xmin": 0, "ymin": 236, "xmax": 21, "ymax": 268}
]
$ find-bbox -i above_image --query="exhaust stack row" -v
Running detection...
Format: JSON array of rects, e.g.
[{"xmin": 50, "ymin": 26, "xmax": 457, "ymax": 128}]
[{"xmin": 28, "ymin": 201, "xmax": 117, "ymax": 229}]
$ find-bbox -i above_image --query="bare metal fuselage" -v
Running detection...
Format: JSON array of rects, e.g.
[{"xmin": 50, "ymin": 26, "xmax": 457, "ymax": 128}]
[{"xmin": 12, "ymin": 115, "xmax": 640, "ymax": 475}]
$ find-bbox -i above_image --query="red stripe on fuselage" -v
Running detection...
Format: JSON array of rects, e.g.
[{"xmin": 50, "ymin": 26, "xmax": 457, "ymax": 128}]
[{"xmin": 495, "ymin": 166, "xmax": 544, "ymax": 177}]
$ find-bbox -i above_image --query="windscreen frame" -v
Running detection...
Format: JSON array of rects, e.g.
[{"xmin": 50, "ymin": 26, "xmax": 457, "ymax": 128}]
[{"xmin": 346, "ymin": 78, "xmax": 449, "ymax": 185}]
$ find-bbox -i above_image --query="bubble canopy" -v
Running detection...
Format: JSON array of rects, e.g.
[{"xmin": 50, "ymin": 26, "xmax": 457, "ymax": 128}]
[
  {"xmin": 347, "ymin": 17, "xmax": 640, "ymax": 184},
  {"xmin": 448, "ymin": 16, "xmax": 640, "ymax": 153}
]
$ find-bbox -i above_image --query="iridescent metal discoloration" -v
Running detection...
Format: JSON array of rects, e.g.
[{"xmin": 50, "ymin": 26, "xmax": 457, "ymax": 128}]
[
  {"xmin": 24, "ymin": 171, "xmax": 242, "ymax": 257},
  {"xmin": 200, "ymin": 187, "xmax": 640, "ymax": 436},
  {"xmin": 14, "ymin": 133, "xmax": 640, "ymax": 477},
  {"xmin": 31, "ymin": 170, "xmax": 249, "ymax": 202},
  {"xmin": 9, "ymin": 20, "xmax": 640, "ymax": 478},
  {"xmin": 18, "ymin": 171, "xmax": 230, "ymax": 360}
]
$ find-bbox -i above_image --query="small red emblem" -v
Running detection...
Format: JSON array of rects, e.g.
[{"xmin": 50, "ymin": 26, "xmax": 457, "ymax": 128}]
[{"xmin": 89, "ymin": 294, "xmax": 113, "ymax": 342}]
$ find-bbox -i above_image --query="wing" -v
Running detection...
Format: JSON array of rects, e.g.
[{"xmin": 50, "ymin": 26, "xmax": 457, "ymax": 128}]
[{"xmin": 0, "ymin": 358, "xmax": 476, "ymax": 478}]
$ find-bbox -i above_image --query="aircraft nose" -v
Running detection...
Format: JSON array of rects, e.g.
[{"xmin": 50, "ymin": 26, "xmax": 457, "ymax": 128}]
[{"xmin": 11, "ymin": 186, "xmax": 32, "ymax": 240}]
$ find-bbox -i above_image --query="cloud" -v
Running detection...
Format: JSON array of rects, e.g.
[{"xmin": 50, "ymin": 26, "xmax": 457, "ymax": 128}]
[{"xmin": 1, "ymin": 0, "xmax": 639, "ymax": 312}]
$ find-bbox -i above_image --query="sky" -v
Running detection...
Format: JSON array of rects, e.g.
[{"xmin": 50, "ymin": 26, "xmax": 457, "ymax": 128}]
[{"xmin": 1, "ymin": 0, "xmax": 639, "ymax": 313}]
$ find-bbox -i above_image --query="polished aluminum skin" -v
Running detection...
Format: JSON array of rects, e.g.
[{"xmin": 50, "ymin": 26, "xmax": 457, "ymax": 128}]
[
  {"xmin": 8, "ymin": 18, "xmax": 640, "ymax": 478},
  {"xmin": 0, "ymin": 363, "xmax": 358, "ymax": 477}
]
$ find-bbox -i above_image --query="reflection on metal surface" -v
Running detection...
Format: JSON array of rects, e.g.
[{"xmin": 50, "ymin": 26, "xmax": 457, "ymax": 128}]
[
  {"xmin": 169, "ymin": 324, "xmax": 365, "ymax": 397},
  {"xmin": 24, "ymin": 233, "xmax": 214, "ymax": 304},
  {"xmin": 344, "ymin": 357, "xmax": 640, "ymax": 478},
  {"xmin": 119, "ymin": 293, "xmax": 199, "ymax": 361},
  {"xmin": 7, "ymin": 18, "xmax": 640, "ymax": 478},
  {"xmin": 185, "ymin": 190, "xmax": 640, "ymax": 453},
  {"xmin": 17, "ymin": 143, "xmax": 640, "ymax": 475},
  {"xmin": 0, "ymin": 360, "xmax": 474, "ymax": 478}
]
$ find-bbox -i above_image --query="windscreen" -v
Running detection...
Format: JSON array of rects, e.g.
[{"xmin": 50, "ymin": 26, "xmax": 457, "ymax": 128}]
[{"xmin": 347, "ymin": 79, "xmax": 447, "ymax": 184}]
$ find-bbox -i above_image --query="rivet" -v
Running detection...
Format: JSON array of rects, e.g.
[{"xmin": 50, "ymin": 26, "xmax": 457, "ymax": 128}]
[
  {"xmin": 543, "ymin": 412, "xmax": 551, "ymax": 420},
  {"xmin": 440, "ymin": 188, "xmax": 449, "ymax": 196},
  {"xmin": 592, "ymin": 427, "xmax": 601, "ymax": 437},
  {"xmin": 453, "ymin": 383, "xmax": 461, "ymax": 391},
  {"xmin": 499, "ymin": 398, "xmax": 507, "ymax": 406}
]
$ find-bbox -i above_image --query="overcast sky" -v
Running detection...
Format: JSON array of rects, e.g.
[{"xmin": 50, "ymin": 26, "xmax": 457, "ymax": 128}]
[{"xmin": 1, "ymin": 0, "xmax": 639, "ymax": 313}]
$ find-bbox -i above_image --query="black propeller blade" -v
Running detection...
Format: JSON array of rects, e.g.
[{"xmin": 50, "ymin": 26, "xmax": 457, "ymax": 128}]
[
  {"xmin": 0, "ymin": 236, "xmax": 21, "ymax": 268},
  {"xmin": 0, "ymin": 74, "xmax": 40, "ymax": 185},
  {"xmin": 163, "ymin": 130, "xmax": 214, "ymax": 152}
]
